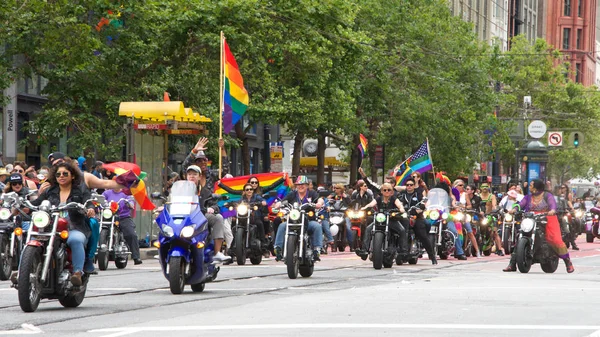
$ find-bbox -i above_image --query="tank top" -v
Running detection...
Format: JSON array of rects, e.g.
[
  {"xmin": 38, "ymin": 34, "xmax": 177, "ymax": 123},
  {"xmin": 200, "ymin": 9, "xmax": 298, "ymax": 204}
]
[{"xmin": 530, "ymin": 193, "xmax": 550, "ymax": 212}]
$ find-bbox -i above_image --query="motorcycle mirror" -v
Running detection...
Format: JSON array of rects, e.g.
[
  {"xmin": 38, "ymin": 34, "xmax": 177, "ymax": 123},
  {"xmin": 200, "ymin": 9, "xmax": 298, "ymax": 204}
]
[
  {"xmin": 150, "ymin": 192, "xmax": 162, "ymax": 199},
  {"xmin": 422, "ymin": 197, "xmax": 428, "ymax": 202},
  {"xmin": 281, "ymin": 200, "xmax": 289, "ymax": 207}
]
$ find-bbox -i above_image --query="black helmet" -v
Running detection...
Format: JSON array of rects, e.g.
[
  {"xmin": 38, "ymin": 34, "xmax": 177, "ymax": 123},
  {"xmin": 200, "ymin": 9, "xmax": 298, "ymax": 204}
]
[{"xmin": 8, "ymin": 173, "xmax": 23, "ymax": 184}]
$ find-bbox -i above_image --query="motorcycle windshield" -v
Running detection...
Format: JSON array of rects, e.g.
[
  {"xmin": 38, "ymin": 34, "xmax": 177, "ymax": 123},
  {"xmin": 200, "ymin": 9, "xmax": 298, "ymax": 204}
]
[
  {"xmin": 168, "ymin": 181, "xmax": 199, "ymax": 215},
  {"xmin": 426, "ymin": 188, "xmax": 450, "ymax": 211}
]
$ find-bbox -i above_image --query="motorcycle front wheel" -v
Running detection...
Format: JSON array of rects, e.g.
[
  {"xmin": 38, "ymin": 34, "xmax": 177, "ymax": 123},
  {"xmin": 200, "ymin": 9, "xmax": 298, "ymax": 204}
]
[
  {"xmin": 285, "ymin": 236, "xmax": 299, "ymax": 279},
  {"xmin": 515, "ymin": 238, "xmax": 532, "ymax": 273},
  {"xmin": 372, "ymin": 232, "xmax": 384, "ymax": 270},
  {"xmin": 168, "ymin": 256, "xmax": 186, "ymax": 294},
  {"xmin": 540, "ymin": 256, "xmax": 559, "ymax": 273},
  {"xmin": 97, "ymin": 229, "xmax": 110, "ymax": 271},
  {"xmin": 18, "ymin": 246, "xmax": 43, "ymax": 312},
  {"xmin": 503, "ymin": 228, "xmax": 512, "ymax": 255},
  {"xmin": 0, "ymin": 234, "xmax": 12, "ymax": 280},
  {"xmin": 235, "ymin": 227, "xmax": 247, "ymax": 265}
]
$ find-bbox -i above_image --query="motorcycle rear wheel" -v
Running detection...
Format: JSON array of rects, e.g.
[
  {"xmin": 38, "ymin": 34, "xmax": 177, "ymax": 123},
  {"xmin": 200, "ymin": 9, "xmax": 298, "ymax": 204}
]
[
  {"xmin": 115, "ymin": 257, "xmax": 128, "ymax": 269},
  {"xmin": 97, "ymin": 229, "xmax": 110, "ymax": 271},
  {"xmin": 372, "ymin": 232, "xmax": 384, "ymax": 270},
  {"xmin": 235, "ymin": 227, "xmax": 246, "ymax": 266},
  {"xmin": 299, "ymin": 263, "xmax": 313, "ymax": 277},
  {"xmin": 0, "ymin": 235, "xmax": 12, "ymax": 281},
  {"xmin": 540, "ymin": 257, "xmax": 559, "ymax": 273},
  {"xmin": 169, "ymin": 256, "xmax": 186, "ymax": 294},
  {"xmin": 351, "ymin": 229, "xmax": 360, "ymax": 250},
  {"xmin": 408, "ymin": 257, "xmax": 418, "ymax": 265},
  {"xmin": 59, "ymin": 281, "xmax": 87, "ymax": 308},
  {"xmin": 586, "ymin": 233, "xmax": 594, "ymax": 243},
  {"xmin": 515, "ymin": 238, "xmax": 532, "ymax": 273},
  {"xmin": 250, "ymin": 254, "xmax": 262, "ymax": 265},
  {"xmin": 18, "ymin": 246, "xmax": 42, "ymax": 312},
  {"xmin": 285, "ymin": 236, "xmax": 299, "ymax": 279},
  {"xmin": 191, "ymin": 282, "xmax": 205, "ymax": 292},
  {"xmin": 427, "ymin": 233, "xmax": 438, "ymax": 259},
  {"xmin": 395, "ymin": 254, "xmax": 404, "ymax": 265}
]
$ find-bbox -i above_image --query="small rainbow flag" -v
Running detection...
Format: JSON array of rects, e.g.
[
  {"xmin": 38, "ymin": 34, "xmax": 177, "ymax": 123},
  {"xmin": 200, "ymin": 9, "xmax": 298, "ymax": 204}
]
[
  {"xmin": 104, "ymin": 162, "xmax": 155, "ymax": 211},
  {"xmin": 222, "ymin": 39, "xmax": 249, "ymax": 134},
  {"xmin": 214, "ymin": 172, "xmax": 292, "ymax": 218},
  {"xmin": 357, "ymin": 134, "xmax": 368, "ymax": 159}
]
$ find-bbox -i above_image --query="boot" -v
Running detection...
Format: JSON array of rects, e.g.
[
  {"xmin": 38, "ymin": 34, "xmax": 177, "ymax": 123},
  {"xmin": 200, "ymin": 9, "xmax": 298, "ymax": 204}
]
[
  {"xmin": 431, "ymin": 256, "xmax": 438, "ymax": 265},
  {"xmin": 564, "ymin": 258, "xmax": 575, "ymax": 273},
  {"xmin": 503, "ymin": 254, "xmax": 517, "ymax": 272}
]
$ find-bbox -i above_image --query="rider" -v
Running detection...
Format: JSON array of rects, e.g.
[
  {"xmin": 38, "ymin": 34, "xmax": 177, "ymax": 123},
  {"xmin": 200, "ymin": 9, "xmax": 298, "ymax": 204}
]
[
  {"xmin": 4, "ymin": 173, "xmax": 31, "ymax": 197},
  {"xmin": 398, "ymin": 178, "xmax": 437, "ymax": 264},
  {"xmin": 479, "ymin": 183, "xmax": 505, "ymax": 256},
  {"xmin": 186, "ymin": 165, "xmax": 230, "ymax": 262},
  {"xmin": 31, "ymin": 161, "xmax": 95, "ymax": 286},
  {"xmin": 351, "ymin": 180, "xmax": 373, "ymax": 206},
  {"xmin": 238, "ymin": 182, "xmax": 268, "ymax": 246},
  {"xmin": 329, "ymin": 183, "xmax": 353, "ymax": 247},
  {"xmin": 558, "ymin": 184, "xmax": 578, "ymax": 251},
  {"xmin": 503, "ymin": 179, "xmax": 575, "ymax": 273},
  {"xmin": 454, "ymin": 179, "xmax": 481, "ymax": 258},
  {"xmin": 355, "ymin": 183, "xmax": 407, "ymax": 260},
  {"xmin": 102, "ymin": 186, "xmax": 142, "ymax": 265},
  {"xmin": 273, "ymin": 175, "xmax": 324, "ymax": 261}
]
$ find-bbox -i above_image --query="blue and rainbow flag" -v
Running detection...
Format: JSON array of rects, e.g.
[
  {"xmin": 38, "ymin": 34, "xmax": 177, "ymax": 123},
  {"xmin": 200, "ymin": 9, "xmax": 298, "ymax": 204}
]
[{"xmin": 395, "ymin": 140, "xmax": 434, "ymax": 186}]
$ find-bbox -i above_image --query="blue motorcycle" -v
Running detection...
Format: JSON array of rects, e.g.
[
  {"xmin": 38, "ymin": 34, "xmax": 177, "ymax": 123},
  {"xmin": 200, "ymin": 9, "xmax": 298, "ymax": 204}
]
[{"xmin": 152, "ymin": 181, "xmax": 223, "ymax": 294}]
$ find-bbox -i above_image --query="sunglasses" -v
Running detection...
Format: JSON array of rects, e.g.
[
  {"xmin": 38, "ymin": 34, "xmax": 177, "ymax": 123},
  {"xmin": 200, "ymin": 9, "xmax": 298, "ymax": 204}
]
[
  {"xmin": 55, "ymin": 171, "xmax": 70, "ymax": 177},
  {"xmin": 335, "ymin": 187, "xmax": 342, "ymax": 190},
  {"xmin": 457, "ymin": 184, "xmax": 464, "ymax": 187},
  {"xmin": 561, "ymin": 186, "xmax": 567, "ymax": 189},
  {"xmin": 250, "ymin": 181, "xmax": 259, "ymax": 184},
  {"xmin": 244, "ymin": 188, "xmax": 254, "ymax": 191},
  {"xmin": 412, "ymin": 176, "xmax": 419, "ymax": 178},
  {"xmin": 405, "ymin": 183, "xmax": 414, "ymax": 186},
  {"xmin": 12, "ymin": 169, "xmax": 24, "ymax": 174},
  {"xmin": 382, "ymin": 189, "xmax": 393, "ymax": 192},
  {"xmin": 11, "ymin": 182, "xmax": 22, "ymax": 186}
]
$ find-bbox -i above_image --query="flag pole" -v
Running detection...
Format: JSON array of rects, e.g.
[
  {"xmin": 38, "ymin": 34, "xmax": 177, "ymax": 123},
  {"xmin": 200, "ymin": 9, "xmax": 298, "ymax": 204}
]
[
  {"xmin": 427, "ymin": 137, "xmax": 437, "ymax": 185},
  {"xmin": 218, "ymin": 31, "xmax": 224, "ymax": 179}
]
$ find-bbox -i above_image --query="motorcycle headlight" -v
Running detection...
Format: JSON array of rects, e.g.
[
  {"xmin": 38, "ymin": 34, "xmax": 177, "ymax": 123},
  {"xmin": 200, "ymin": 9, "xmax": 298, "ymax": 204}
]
[
  {"xmin": 347, "ymin": 211, "xmax": 355, "ymax": 218},
  {"xmin": 595, "ymin": 215, "xmax": 599, "ymax": 220},
  {"xmin": 575, "ymin": 210, "xmax": 583, "ymax": 217},
  {"xmin": 441, "ymin": 212, "xmax": 449, "ymax": 220},
  {"xmin": 375, "ymin": 213, "xmax": 386, "ymax": 223},
  {"xmin": 563, "ymin": 216, "xmax": 569, "ymax": 222},
  {"xmin": 429, "ymin": 210, "xmax": 440, "ymax": 221},
  {"xmin": 358, "ymin": 210, "xmax": 365, "ymax": 218},
  {"xmin": 521, "ymin": 218, "xmax": 535, "ymax": 233},
  {"xmin": 102, "ymin": 209, "xmax": 113, "ymax": 219},
  {"xmin": 0, "ymin": 208, "xmax": 10, "ymax": 220},
  {"xmin": 330, "ymin": 216, "xmax": 344, "ymax": 225},
  {"xmin": 453, "ymin": 212, "xmax": 464, "ymax": 221},
  {"xmin": 504, "ymin": 214, "xmax": 513, "ymax": 222},
  {"xmin": 237, "ymin": 204, "xmax": 248, "ymax": 216},
  {"xmin": 32, "ymin": 211, "xmax": 50, "ymax": 229},
  {"xmin": 181, "ymin": 225, "xmax": 195, "ymax": 238},
  {"xmin": 289, "ymin": 209, "xmax": 301, "ymax": 221},
  {"xmin": 162, "ymin": 225, "xmax": 174, "ymax": 237},
  {"xmin": 482, "ymin": 218, "xmax": 489, "ymax": 225}
]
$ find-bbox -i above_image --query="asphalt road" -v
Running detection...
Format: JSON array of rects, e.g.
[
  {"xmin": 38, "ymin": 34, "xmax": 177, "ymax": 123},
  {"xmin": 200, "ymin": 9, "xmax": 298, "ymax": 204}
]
[{"xmin": 1, "ymin": 237, "xmax": 600, "ymax": 337}]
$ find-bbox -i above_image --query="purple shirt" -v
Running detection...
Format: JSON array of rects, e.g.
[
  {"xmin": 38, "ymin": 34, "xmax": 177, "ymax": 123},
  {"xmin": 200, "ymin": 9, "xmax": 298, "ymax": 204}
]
[
  {"xmin": 517, "ymin": 192, "xmax": 556, "ymax": 212},
  {"xmin": 102, "ymin": 190, "xmax": 134, "ymax": 218}
]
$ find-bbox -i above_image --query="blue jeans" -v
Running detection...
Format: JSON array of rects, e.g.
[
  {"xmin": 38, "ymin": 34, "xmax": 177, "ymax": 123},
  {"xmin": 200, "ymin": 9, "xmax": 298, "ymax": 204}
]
[
  {"xmin": 68, "ymin": 230, "xmax": 88, "ymax": 273},
  {"xmin": 86, "ymin": 217, "xmax": 100, "ymax": 260},
  {"xmin": 275, "ymin": 220, "xmax": 323, "ymax": 251},
  {"xmin": 321, "ymin": 219, "xmax": 334, "ymax": 244},
  {"xmin": 345, "ymin": 218, "xmax": 353, "ymax": 243},
  {"xmin": 446, "ymin": 221, "xmax": 464, "ymax": 256},
  {"xmin": 463, "ymin": 221, "xmax": 473, "ymax": 233}
]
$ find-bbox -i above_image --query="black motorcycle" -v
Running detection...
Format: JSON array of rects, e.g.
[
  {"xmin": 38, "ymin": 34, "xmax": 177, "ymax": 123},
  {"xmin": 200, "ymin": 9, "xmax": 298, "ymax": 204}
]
[
  {"xmin": 229, "ymin": 200, "xmax": 266, "ymax": 265},
  {"xmin": 0, "ymin": 192, "xmax": 32, "ymax": 280},
  {"xmin": 500, "ymin": 209, "xmax": 520, "ymax": 255},
  {"xmin": 514, "ymin": 212, "xmax": 559, "ymax": 274},
  {"xmin": 281, "ymin": 201, "xmax": 316, "ymax": 279},
  {"xmin": 397, "ymin": 200, "xmax": 427, "ymax": 265},
  {"xmin": 370, "ymin": 208, "xmax": 402, "ymax": 270},
  {"xmin": 328, "ymin": 199, "xmax": 349, "ymax": 252},
  {"xmin": 96, "ymin": 196, "xmax": 131, "ymax": 270}
]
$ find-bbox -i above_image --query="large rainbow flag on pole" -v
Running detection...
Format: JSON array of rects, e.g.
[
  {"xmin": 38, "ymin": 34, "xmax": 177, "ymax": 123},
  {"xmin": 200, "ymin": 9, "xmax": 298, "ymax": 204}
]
[
  {"xmin": 222, "ymin": 38, "xmax": 249, "ymax": 134},
  {"xmin": 214, "ymin": 172, "xmax": 292, "ymax": 218},
  {"xmin": 394, "ymin": 140, "xmax": 434, "ymax": 186}
]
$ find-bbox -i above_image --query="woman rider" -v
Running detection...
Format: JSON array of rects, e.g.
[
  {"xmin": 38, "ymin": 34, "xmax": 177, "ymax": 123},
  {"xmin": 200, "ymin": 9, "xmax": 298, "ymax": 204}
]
[
  {"xmin": 558, "ymin": 184, "xmax": 578, "ymax": 250},
  {"xmin": 329, "ymin": 183, "xmax": 353, "ymax": 248},
  {"xmin": 454, "ymin": 179, "xmax": 481, "ymax": 258},
  {"xmin": 357, "ymin": 183, "xmax": 406, "ymax": 260},
  {"xmin": 11, "ymin": 161, "xmax": 38, "ymax": 191},
  {"xmin": 479, "ymin": 183, "xmax": 505, "ymax": 256},
  {"xmin": 503, "ymin": 179, "xmax": 574, "ymax": 273},
  {"xmin": 238, "ymin": 182, "xmax": 268, "ymax": 247},
  {"xmin": 31, "ymin": 161, "xmax": 95, "ymax": 286}
]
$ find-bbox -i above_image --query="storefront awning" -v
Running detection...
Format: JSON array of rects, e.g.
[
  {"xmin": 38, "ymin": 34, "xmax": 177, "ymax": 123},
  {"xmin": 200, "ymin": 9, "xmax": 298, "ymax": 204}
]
[
  {"xmin": 299, "ymin": 157, "xmax": 348, "ymax": 168},
  {"xmin": 118, "ymin": 101, "xmax": 212, "ymax": 123}
]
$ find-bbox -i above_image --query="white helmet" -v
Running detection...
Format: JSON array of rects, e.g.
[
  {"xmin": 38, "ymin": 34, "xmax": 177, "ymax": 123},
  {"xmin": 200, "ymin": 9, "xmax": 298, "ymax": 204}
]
[{"xmin": 329, "ymin": 224, "xmax": 339, "ymax": 237}]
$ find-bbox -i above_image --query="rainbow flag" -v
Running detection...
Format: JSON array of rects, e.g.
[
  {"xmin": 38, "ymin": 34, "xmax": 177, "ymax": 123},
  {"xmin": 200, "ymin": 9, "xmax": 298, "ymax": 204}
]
[
  {"xmin": 104, "ymin": 162, "xmax": 155, "ymax": 211},
  {"xmin": 357, "ymin": 134, "xmax": 368, "ymax": 159},
  {"xmin": 222, "ymin": 39, "xmax": 249, "ymax": 134},
  {"xmin": 214, "ymin": 172, "xmax": 292, "ymax": 218},
  {"xmin": 395, "ymin": 140, "xmax": 433, "ymax": 186}
]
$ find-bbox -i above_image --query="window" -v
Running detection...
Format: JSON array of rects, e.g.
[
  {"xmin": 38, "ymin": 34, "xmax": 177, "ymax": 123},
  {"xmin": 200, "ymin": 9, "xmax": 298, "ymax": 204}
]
[
  {"xmin": 563, "ymin": 28, "xmax": 571, "ymax": 49},
  {"xmin": 575, "ymin": 63, "xmax": 582, "ymax": 83},
  {"xmin": 577, "ymin": 29, "xmax": 582, "ymax": 49},
  {"xmin": 564, "ymin": 0, "xmax": 571, "ymax": 16},
  {"xmin": 578, "ymin": 0, "xmax": 582, "ymax": 17}
]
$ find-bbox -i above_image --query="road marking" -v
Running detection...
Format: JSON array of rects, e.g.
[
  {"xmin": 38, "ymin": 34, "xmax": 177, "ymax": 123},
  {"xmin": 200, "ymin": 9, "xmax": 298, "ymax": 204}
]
[
  {"xmin": 89, "ymin": 323, "xmax": 600, "ymax": 336},
  {"xmin": 91, "ymin": 288, "xmax": 139, "ymax": 291},
  {"xmin": 287, "ymin": 287, "xmax": 341, "ymax": 290},
  {"xmin": 0, "ymin": 324, "xmax": 43, "ymax": 335}
]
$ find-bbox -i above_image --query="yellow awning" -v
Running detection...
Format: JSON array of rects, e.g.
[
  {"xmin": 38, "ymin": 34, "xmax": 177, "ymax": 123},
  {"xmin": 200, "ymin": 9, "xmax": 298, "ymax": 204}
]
[
  {"xmin": 299, "ymin": 157, "xmax": 348, "ymax": 167},
  {"xmin": 118, "ymin": 102, "xmax": 212, "ymax": 123}
]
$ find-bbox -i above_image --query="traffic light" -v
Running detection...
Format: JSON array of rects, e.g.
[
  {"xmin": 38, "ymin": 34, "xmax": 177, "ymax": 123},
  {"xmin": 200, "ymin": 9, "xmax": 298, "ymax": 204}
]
[{"xmin": 574, "ymin": 133, "xmax": 579, "ymax": 147}]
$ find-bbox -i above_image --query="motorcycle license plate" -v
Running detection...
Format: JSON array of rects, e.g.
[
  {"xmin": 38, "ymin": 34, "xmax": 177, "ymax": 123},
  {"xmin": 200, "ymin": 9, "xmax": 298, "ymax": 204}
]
[{"xmin": 429, "ymin": 226, "xmax": 438, "ymax": 234}]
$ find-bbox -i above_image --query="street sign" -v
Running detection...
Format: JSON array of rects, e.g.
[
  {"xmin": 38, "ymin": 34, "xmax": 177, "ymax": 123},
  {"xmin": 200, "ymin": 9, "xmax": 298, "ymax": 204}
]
[
  {"xmin": 527, "ymin": 120, "xmax": 547, "ymax": 139},
  {"xmin": 548, "ymin": 131, "xmax": 563, "ymax": 146},
  {"xmin": 374, "ymin": 146, "xmax": 384, "ymax": 169},
  {"xmin": 134, "ymin": 124, "xmax": 168, "ymax": 130},
  {"xmin": 167, "ymin": 129, "xmax": 200, "ymax": 135}
]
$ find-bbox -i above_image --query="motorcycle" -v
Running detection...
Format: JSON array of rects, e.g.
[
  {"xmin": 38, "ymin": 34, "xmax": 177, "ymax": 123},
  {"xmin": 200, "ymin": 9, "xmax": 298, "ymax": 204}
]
[
  {"xmin": 398, "ymin": 199, "xmax": 427, "ymax": 265},
  {"xmin": 228, "ymin": 199, "xmax": 267, "ymax": 265},
  {"xmin": 370, "ymin": 208, "xmax": 402, "ymax": 269},
  {"xmin": 96, "ymin": 195, "xmax": 131, "ymax": 271},
  {"xmin": 15, "ymin": 198, "xmax": 97, "ymax": 312},
  {"xmin": 328, "ymin": 199, "xmax": 349, "ymax": 252},
  {"xmin": 425, "ymin": 188, "xmax": 455, "ymax": 260},
  {"xmin": 479, "ymin": 210, "xmax": 501, "ymax": 256},
  {"xmin": 0, "ymin": 192, "xmax": 32, "ymax": 280},
  {"xmin": 347, "ymin": 202, "xmax": 368, "ymax": 251},
  {"xmin": 281, "ymin": 201, "xmax": 316, "ymax": 279},
  {"xmin": 587, "ymin": 206, "xmax": 600, "ymax": 243},
  {"xmin": 514, "ymin": 212, "xmax": 560, "ymax": 273},
  {"xmin": 500, "ymin": 209, "xmax": 520, "ymax": 255},
  {"xmin": 151, "ymin": 181, "xmax": 225, "ymax": 294}
]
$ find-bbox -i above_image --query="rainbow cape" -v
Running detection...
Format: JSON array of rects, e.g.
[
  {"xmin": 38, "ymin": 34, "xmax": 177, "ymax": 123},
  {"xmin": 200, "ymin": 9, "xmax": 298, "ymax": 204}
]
[
  {"xmin": 103, "ymin": 162, "xmax": 155, "ymax": 211},
  {"xmin": 222, "ymin": 39, "xmax": 249, "ymax": 134},
  {"xmin": 214, "ymin": 172, "xmax": 292, "ymax": 218}
]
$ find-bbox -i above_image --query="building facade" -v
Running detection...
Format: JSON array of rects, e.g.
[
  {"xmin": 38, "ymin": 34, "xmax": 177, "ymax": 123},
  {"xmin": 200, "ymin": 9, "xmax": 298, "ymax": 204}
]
[
  {"xmin": 448, "ymin": 0, "xmax": 510, "ymax": 50},
  {"xmin": 508, "ymin": 0, "xmax": 543, "ymax": 45},
  {"xmin": 545, "ymin": 0, "xmax": 597, "ymax": 86}
]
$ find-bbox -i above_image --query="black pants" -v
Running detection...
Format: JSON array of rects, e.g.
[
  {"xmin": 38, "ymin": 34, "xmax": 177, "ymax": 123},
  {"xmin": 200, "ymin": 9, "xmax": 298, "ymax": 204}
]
[
  {"xmin": 362, "ymin": 220, "xmax": 406, "ymax": 253},
  {"xmin": 401, "ymin": 217, "xmax": 435, "ymax": 259},
  {"xmin": 119, "ymin": 217, "xmax": 140, "ymax": 260}
]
